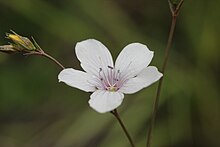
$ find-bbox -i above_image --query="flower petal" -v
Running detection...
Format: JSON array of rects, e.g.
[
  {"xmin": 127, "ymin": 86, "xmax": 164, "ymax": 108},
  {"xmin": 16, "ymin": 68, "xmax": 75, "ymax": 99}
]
[
  {"xmin": 119, "ymin": 66, "xmax": 163, "ymax": 94},
  {"xmin": 75, "ymin": 39, "xmax": 114, "ymax": 76},
  {"xmin": 89, "ymin": 90, "xmax": 124, "ymax": 113},
  {"xmin": 58, "ymin": 68, "xmax": 96, "ymax": 92},
  {"xmin": 115, "ymin": 43, "xmax": 154, "ymax": 79}
]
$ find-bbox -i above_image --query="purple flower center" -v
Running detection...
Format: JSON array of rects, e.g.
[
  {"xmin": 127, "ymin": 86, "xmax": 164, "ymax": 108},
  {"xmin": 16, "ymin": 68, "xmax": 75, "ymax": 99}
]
[{"xmin": 95, "ymin": 66, "xmax": 124, "ymax": 91}]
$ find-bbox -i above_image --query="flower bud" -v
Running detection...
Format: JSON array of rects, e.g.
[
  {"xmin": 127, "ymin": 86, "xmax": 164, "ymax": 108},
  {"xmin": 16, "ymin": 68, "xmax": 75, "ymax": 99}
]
[
  {"xmin": 6, "ymin": 31, "xmax": 36, "ymax": 51},
  {"xmin": 0, "ymin": 45, "xmax": 17, "ymax": 53}
]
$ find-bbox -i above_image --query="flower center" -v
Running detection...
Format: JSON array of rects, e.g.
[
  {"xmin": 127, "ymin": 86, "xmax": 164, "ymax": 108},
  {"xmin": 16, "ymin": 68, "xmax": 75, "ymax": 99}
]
[
  {"xmin": 109, "ymin": 86, "xmax": 117, "ymax": 92},
  {"xmin": 98, "ymin": 66, "xmax": 121, "ymax": 91}
]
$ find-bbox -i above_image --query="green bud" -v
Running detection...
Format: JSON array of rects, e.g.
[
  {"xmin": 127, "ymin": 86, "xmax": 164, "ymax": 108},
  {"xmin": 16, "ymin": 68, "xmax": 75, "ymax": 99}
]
[{"xmin": 6, "ymin": 31, "xmax": 36, "ymax": 51}]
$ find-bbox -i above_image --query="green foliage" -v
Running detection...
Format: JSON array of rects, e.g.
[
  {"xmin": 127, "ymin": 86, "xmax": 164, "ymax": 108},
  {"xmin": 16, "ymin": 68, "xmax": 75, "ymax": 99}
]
[{"xmin": 0, "ymin": 0, "xmax": 219, "ymax": 147}]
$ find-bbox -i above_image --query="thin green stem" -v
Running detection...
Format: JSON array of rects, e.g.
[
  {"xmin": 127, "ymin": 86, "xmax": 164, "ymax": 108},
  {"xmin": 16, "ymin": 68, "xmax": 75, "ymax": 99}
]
[
  {"xmin": 111, "ymin": 109, "xmax": 135, "ymax": 147},
  {"xmin": 41, "ymin": 51, "xmax": 65, "ymax": 69},
  {"xmin": 146, "ymin": 1, "xmax": 184, "ymax": 147},
  {"xmin": 24, "ymin": 50, "xmax": 65, "ymax": 69}
]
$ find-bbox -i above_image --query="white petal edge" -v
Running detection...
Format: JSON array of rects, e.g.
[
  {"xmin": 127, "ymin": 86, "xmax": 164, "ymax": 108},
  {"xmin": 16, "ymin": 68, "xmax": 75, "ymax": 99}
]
[
  {"xmin": 115, "ymin": 43, "xmax": 154, "ymax": 80},
  {"xmin": 89, "ymin": 90, "xmax": 124, "ymax": 113},
  {"xmin": 58, "ymin": 68, "xmax": 96, "ymax": 92},
  {"xmin": 119, "ymin": 66, "xmax": 163, "ymax": 94},
  {"xmin": 75, "ymin": 39, "xmax": 114, "ymax": 76}
]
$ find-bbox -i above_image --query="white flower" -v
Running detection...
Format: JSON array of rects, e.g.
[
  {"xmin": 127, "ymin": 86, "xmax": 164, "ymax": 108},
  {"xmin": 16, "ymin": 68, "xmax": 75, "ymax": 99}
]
[{"xmin": 58, "ymin": 39, "xmax": 163, "ymax": 113}]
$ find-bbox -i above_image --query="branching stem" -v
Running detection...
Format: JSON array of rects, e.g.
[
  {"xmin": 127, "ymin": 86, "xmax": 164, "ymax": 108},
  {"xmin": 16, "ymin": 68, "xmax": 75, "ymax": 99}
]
[{"xmin": 146, "ymin": 1, "xmax": 184, "ymax": 147}]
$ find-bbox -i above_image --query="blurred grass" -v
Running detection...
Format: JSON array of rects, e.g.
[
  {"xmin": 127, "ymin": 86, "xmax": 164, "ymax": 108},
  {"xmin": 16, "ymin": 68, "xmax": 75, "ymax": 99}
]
[{"xmin": 0, "ymin": 0, "xmax": 220, "ymax": 147}]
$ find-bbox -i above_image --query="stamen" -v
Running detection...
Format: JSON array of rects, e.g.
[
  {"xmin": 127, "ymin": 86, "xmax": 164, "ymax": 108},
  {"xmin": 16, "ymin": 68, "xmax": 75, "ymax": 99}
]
[
  {"xmin": 105, "ymin": 74, "xmax": 111, "ymax": 87},
  {"xmin": 107, "ymin": 65, "xmax": 113, "ymax": 69},
  {"xmin": 107, "ymin": 65, "xmax": 114, "ymax": 85},
  {"xmin": 90, "ymin": 77, "xmax": 105, "ymax": 90},
  {"xmin": 115, "ymin": 70, "xmax": 120, "ymax": 82},
  {"xmin": 98, "ymin": 68, "xmax": 103, "ymax": 79},
  {"xmin": 95, "ymin": 66, "xmax": 125, "ymax": 91},
  {"xmin": 99, "ymin": 67, "xmax": 111, "ymax": 88}
]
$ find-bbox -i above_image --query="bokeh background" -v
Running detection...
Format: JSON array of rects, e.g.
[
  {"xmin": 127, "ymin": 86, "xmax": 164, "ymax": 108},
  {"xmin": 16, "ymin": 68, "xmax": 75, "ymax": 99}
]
[{"xmin": 0, "ymin": 0, "xmax": 220, "ymax": 147}]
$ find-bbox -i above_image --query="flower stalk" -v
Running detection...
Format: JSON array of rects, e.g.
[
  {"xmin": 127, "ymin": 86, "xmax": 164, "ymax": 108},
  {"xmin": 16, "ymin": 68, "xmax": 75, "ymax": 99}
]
[
  {"xmin": 146, "ymin": 0, "xmax": 184, "ymax": 147},
  {"xmin": 24, "ymin": 50, "xmax": 65, "ymax": 70},
  {"xmin": 111, "ymin": 109, "xmax": 135, "ymax": 147},
  {"xmin": 0, "ymin": 30, "xmax": 65, "ymax": 69}
]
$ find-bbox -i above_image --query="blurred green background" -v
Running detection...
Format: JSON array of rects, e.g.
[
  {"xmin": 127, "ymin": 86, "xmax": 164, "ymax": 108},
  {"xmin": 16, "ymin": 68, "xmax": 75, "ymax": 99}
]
[{"xmin": 0, "ymin": 0, "xmax": 220, "ymax": 147}]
